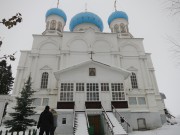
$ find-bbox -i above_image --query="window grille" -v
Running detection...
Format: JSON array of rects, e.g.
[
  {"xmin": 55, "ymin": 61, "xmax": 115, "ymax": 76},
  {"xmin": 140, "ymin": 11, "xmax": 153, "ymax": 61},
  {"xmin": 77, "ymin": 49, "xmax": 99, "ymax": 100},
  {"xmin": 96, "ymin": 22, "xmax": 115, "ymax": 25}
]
[
  {"xmin": 111, "ymin": 83, "xmax": 125, "ymax": 100},
  {"xmin": 41, "ymin": 72, "xmax": 49, "ymax": 89},
  {"xmin": 130, "ymin": 72, "xmax": 138, "ymax": 89},
  {"xmin": 60, "ymin": 83, "xmax": 74, "ymax": 101},
  {"xmin": 101, "ymin": 83, "xmax": 109, "ymax": 91},
  {"xmin": 87, "ymin": 83, "xmax": 99, "ymax": 101},
  {"xmin": 76, "ymin": 83, "xmax": 84, "ymax": 91}
]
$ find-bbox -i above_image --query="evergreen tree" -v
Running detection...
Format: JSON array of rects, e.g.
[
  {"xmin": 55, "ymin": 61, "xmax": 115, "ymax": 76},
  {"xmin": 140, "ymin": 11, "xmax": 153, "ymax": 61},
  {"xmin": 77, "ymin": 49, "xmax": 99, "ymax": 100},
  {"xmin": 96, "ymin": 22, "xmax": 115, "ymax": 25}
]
[
  {"xmin": 4, "ymin": 76, "xmax": 36, "ymax": 131},
  {"xmin": 0, "ymin": 60, "xmax": 14, "ymax": 94}
]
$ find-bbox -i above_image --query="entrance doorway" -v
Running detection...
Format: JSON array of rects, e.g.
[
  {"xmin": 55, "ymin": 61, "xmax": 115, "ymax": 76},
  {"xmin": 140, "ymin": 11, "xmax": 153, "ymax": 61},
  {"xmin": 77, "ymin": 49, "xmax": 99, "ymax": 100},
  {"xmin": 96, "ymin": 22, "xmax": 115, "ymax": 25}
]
[
  {"xmin": 88, "ymin": 115, "xmax": 104, "ymax": 135},
  {"xmin": 137, "ymin": 118, "xmax": 147, "ymax": 130}
]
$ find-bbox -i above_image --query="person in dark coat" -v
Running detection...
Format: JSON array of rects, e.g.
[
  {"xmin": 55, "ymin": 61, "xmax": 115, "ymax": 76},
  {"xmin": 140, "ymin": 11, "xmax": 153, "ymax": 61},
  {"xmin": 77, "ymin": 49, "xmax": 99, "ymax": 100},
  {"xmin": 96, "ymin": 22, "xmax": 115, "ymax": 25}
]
[{"xmin": 37, "ymin": 106, "xmax": 54, "ymax": 135}]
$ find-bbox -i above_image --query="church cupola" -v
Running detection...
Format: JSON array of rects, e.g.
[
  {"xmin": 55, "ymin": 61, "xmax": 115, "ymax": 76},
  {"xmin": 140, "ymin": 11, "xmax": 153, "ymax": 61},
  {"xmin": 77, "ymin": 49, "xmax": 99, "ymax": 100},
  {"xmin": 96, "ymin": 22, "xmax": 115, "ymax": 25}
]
[
  {"xmin": 69, "ymin": 12, "xmax": 103, "ymax": 32},
  {"xmin": 108, "ymin": 10, "xmax": 133, "ymax": 38},
  {"xmin": 108, "ymin": 11, "xmax": 129, "ymax": 33},
  {"xmin": 44, "ymin": 8, "xmax": 67, "ymax": 35}
]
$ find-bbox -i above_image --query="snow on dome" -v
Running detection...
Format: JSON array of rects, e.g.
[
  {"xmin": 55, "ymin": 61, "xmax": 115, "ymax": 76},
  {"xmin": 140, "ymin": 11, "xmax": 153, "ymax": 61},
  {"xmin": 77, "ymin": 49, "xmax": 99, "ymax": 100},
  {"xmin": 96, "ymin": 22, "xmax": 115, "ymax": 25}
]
[
  {"xmin": 69, "ymin": 12, "xmax": 103, "ymax": 32},
  {"xmin": 46, "ymin": 8, "xmax": 67, "ymax": 23},
  {"xmin": 108, "ymin": 11, "xmax": 128, "ymax": 25}
]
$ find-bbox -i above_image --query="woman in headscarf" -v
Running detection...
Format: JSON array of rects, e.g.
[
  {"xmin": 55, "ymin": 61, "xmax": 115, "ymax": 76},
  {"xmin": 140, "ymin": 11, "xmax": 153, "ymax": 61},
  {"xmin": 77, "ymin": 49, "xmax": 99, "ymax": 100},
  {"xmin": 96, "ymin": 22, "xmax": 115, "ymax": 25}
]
[{"xmin": 50, "ymin": 109, "xmax": 58, "ymax": 135}]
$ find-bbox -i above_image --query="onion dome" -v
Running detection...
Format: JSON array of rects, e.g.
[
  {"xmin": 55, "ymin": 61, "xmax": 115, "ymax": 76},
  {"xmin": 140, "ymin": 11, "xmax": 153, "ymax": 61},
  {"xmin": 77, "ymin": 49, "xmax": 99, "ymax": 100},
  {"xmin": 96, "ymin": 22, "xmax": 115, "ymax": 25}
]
[
  {"xmin": 108, "ymin": 11, "xmax": 128, "ymax": 25},
  {"xmin": 69, "ymin": 12, "xmax": 103, "ymax": 32},
  {"xmin": 46, "ymin": 8, "xmax": 67, "ymax": 23}
]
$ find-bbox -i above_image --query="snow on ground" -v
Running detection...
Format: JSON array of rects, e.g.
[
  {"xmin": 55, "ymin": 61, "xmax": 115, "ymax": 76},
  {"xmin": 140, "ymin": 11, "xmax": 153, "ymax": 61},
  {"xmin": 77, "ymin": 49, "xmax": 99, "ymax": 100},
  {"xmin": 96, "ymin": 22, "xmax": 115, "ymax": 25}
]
[
  {"xmin": 0, "ymin": 118, "xmax": 180, "ymax": 135},
  {"xmin": 129, "ymin": 118, "xmax": 180, "ymax": 135}
]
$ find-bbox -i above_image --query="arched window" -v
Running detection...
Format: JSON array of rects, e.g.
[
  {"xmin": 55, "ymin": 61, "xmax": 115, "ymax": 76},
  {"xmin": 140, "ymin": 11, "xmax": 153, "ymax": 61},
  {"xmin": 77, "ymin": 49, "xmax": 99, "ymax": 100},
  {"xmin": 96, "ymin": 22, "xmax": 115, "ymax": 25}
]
[
  {"xmin": 50, "ymin": 20, "xmax": 56, "ymax": 30},
  {"xmin": 41, "ymin": 72, "xmax": 49, "ymax": 89},
  {"xmin": 120, "ymin": 23, "xmax": 126, "ymax": 33},
  {"xmin": 114, "ymin": 24, "xmax": 119, "ymax": 33},
  {"xmin": 130, "ymin": 72, "xmax": 138, "ymax": 89},
  {"xmin": 57, "ymin": 22, "xmax": 62, "ymax": 32}
]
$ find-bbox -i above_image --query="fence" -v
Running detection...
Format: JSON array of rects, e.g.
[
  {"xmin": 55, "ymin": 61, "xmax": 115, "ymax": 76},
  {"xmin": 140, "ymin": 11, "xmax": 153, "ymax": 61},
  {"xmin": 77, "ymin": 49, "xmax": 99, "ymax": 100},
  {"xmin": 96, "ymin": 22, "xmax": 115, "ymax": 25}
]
[{"xmin": 0, "ymin": 128, "xmax": 38, "ymax": 135}]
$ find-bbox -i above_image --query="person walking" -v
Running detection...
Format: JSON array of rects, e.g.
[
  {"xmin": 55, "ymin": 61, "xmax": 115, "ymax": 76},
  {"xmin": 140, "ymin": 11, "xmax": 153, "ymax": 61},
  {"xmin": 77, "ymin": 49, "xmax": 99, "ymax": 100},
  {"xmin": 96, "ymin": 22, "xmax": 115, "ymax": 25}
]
[
  {"xmin": 37, "ymin": 106, "xmax": 54, "ymax": 135},
  {"xmin": 50, "ymin": 109, "xmax": 58, "ymax": 135}
]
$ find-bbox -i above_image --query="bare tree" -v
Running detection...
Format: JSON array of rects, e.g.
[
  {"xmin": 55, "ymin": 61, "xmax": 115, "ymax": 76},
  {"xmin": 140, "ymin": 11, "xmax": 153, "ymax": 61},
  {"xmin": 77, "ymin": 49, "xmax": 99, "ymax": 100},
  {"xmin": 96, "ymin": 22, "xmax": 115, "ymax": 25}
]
[
  {"xmin": 163, "ymin": 0, "xmax": 180, "ymax": 65},
  {"xmin": 168, "ymin": 36, "xmax": 180, "ymax": 65},
  {"xmin": 163, "ymin": 0, "xmax": 180, "ymax": 15}
]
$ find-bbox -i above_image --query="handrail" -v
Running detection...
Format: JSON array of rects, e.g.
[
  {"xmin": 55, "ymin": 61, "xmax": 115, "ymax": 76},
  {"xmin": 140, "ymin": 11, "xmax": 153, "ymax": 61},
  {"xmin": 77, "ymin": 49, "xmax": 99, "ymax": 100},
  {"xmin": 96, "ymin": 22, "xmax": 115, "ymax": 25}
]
[
  {"xmin": 85, "ymin": 105, "xmax": 90, "ymax": 128},
  {"xmin": 112, "ymin": 105, "xmax": 130, "ymax": 127},
  {"xmin": 73, "ymin": 104, "xmax": 76, "ymax": 128},
  {"xmin": 102, "ymin": 112, "xmax": 114, "ymax": 135},
  {"xmin": 101, "ymin": 105, "xmax": 114, "ymax": 128}
]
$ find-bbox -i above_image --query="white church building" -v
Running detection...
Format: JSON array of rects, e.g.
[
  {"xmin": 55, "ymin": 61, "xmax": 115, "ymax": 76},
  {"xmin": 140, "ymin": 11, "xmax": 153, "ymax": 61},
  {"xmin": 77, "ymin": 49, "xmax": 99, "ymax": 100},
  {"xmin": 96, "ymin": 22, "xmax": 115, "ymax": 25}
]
[{"xmin": 9, "ymin": 6, "xmax": 167, "ymax": 135}]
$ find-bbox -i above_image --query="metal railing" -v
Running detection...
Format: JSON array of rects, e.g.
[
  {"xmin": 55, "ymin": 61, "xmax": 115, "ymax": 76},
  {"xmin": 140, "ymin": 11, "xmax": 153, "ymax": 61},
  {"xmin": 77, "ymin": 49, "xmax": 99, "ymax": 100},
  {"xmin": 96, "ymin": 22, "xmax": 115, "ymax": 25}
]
[
  {"xmin": 73, "ymin": 104, "xmax": 76, "ymax": 128},
  {"xmin": 112, "ymin": 105, "xmax": 130, "ymax": 132},
  {"xmin": 101, "ymin": 105, "xmax": 114, "ymax": 135},
  {"xmin": 85, "ymin": 105, "xmax": 90, "ymax": 129},
  {"xmin": 0, "ymin": 129, "xmax": 37, "ymax": 135}
]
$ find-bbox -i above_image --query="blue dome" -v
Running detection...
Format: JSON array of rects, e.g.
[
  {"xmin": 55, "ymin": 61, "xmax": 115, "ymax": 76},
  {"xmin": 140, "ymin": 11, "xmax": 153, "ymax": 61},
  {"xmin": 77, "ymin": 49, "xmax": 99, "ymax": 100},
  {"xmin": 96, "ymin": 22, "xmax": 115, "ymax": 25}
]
[
  {"xmin": 108, "ymin": 11, "xmax": 128, "ymax": 25},
  {"xmin": 46, "ymin": 8, "xmax": 67, "ymax": 23},
  {"xmin": 69, "ymin": 12, "xmax": 103, "ymax": 32}
]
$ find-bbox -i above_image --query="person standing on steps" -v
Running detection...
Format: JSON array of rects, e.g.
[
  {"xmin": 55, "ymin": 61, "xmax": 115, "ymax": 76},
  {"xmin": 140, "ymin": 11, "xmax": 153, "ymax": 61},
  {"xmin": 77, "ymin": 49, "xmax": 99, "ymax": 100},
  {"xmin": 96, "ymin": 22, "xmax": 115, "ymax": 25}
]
[
  {"xmin": 37, "ymin": 106, "xmax": 54, "ymax": 135},
  {"xmin": 50, "ymin": 109, "xmax": 58, "ymax": 135}
]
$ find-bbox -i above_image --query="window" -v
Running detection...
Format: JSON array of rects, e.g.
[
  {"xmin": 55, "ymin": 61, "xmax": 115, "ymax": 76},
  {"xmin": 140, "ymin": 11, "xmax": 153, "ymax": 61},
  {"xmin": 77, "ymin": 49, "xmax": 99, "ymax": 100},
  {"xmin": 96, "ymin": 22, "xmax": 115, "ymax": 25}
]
[
  {"xmin": 138, "ymin": 97, "xmax": 146, "ymax": 105},
  {"xmin": 32, "ymin": 98, "xmax": 49, "ymax": 106},
  {"xmin": 114, "ymin": 24, "xmax": 119, "ymax": 33},
  {"xmin": 87, "ymin": 83, "xmax": 99, "ymax": 101},
  {"xmin": 101, "ymin": 83, "xmax": 109, "ymax": 91},
  {"xmin": 120, "ymin": 23, "xmax": 126, "ymax": 33},
  {"xmin": 76, "ymin": 83, "xmax": 84, "ymax": 91},
  {"xmin": 130, "ymin": 72, "xmax": 138, "ymax": 89},
  {"xmin": 129, "ymin": 97, "xmax": 137, "ymax": 105},
  {"xmin": 50, "ymin": 20, "xmax": 56, "ymax": 30},
  {"xmin": 111, "ymin": 83, "xmax": 125, "ymax": 100},
  {"xmin": 32, "ymin": 98, "xmax": 41, "ymax": 106},
  {"xmin": 89, "ymin": 68, "xmax": 96, "ymax": 76},
  {"xmin": 42, "ymin": 98, "xmax": 49, "ymax": 106},
  {"xmin": 62, "ymin": 118, "xmax": 66, "ymax": 124},
  {"xmin": 60, "ymin": 83, "xmax": 73, "ymax": 101},
  {"xmin": 57, "ymin": 22, "xmax": 62, "ymax": 32},
  {"xmin": 41, "ymin": 72, "xmax": 49, "ymax": 89}
]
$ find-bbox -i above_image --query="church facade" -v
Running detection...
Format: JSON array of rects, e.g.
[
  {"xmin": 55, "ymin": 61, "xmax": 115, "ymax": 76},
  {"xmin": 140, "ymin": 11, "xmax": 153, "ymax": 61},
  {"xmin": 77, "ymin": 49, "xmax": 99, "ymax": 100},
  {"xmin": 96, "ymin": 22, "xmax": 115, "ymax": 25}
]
[{"xmin": 10, "ymin": 7, "xmax": 166, "ymax": 135}]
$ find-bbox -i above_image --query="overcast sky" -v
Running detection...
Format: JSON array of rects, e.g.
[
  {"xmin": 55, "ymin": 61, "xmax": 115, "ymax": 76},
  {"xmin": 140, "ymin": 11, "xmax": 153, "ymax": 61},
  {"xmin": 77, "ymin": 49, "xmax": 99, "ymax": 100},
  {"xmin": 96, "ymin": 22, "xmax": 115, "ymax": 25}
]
[{"xmin": 0, "ymin": 0, "xmax": 180, "ymax": 116}]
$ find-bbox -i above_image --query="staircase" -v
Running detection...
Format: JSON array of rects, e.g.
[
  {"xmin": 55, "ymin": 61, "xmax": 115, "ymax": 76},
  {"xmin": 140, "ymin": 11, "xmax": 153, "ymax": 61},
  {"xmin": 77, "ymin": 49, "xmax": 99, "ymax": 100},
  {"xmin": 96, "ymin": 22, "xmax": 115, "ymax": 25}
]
[
  {"xmin": 106, "ymin": 112, "xmax": 127, "ymax": 135},
  {"xmin": 164, "ymin": 109, "xmax": 177, "ymax": 125},
  {"xmin": 73, "ymin": 112, "xmax": 89, "ymax": 135}
]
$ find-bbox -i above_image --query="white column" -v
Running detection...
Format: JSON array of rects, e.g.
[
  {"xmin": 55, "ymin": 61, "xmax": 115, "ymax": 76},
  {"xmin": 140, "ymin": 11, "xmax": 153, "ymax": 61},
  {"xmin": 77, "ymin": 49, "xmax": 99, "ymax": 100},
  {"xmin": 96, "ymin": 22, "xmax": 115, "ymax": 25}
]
[
  {"xmin": 139, "ymin": 56, "xmax": 151, "ymax": 90},
  {"xmin": 150, "ymin": 70, "xmax": 159, "ymax": 94},
  {"xmin": 119, "ymin": 55, "xmax": 123, "ymax": 68},
  {"xmin": 31, "ymin": 54, "xmax": 39, "ymax": 83}
]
